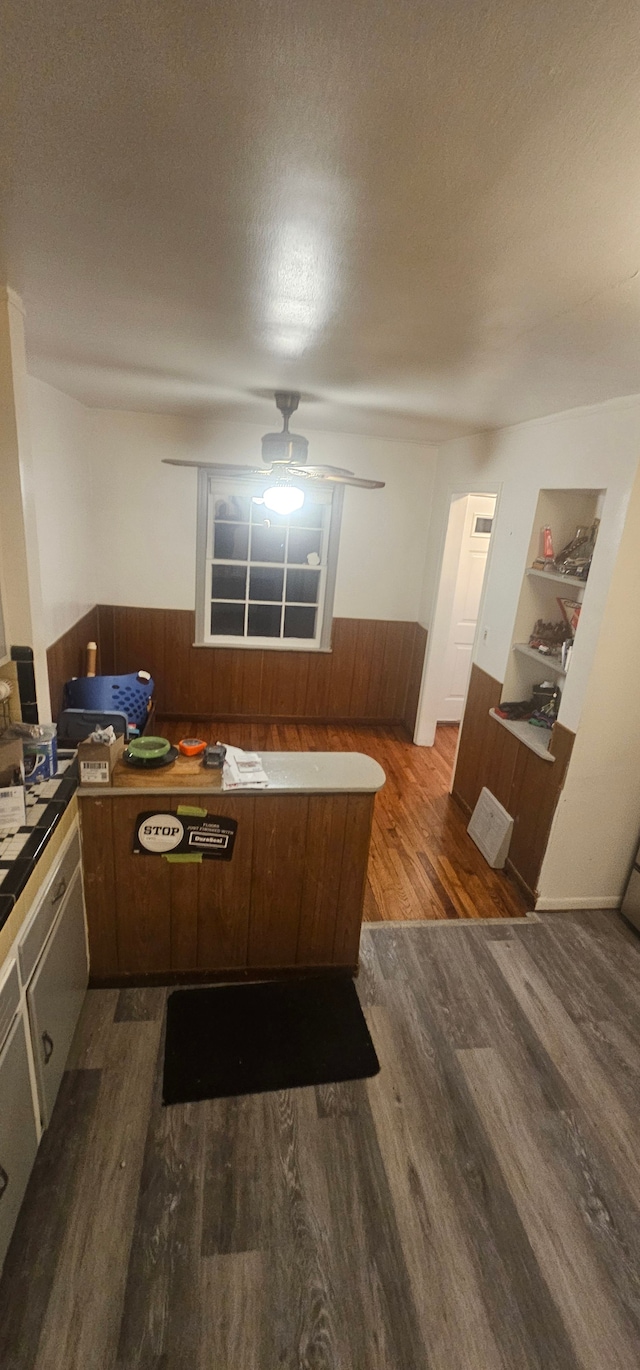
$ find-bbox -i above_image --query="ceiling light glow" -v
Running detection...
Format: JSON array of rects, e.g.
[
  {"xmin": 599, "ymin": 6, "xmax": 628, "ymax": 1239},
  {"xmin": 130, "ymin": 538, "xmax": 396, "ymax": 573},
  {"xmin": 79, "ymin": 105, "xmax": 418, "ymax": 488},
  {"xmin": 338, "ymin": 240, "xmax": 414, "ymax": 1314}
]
[{"xmin": 262, "ymin": 485, "xmax": 305, "ymax": 514}]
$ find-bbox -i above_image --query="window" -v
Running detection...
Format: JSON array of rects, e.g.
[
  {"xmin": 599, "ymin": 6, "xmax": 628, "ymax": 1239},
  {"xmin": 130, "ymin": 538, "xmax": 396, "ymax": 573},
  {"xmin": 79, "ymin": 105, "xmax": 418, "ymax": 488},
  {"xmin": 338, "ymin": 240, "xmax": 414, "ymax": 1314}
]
[{"xmin": 195, "ymin": 473, "xmax": 343, "ymax": 650}]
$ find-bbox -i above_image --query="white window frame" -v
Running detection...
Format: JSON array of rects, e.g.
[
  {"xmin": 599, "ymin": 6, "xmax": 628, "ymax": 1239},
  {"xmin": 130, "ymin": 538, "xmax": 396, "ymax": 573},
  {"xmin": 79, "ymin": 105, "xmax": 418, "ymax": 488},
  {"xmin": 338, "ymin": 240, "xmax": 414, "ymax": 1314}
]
[{"xmin": 195, "ymin": 471, "xmax": 343, "ymax": 651}]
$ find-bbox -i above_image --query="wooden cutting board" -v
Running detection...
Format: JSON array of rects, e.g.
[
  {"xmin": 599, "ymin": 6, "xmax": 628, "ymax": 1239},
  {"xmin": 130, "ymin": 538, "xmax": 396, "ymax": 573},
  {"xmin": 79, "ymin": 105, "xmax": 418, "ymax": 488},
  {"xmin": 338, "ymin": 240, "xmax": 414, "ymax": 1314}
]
[{"xmin": 112, "ymin": 753, "xmax": 224, "ymax": 788}]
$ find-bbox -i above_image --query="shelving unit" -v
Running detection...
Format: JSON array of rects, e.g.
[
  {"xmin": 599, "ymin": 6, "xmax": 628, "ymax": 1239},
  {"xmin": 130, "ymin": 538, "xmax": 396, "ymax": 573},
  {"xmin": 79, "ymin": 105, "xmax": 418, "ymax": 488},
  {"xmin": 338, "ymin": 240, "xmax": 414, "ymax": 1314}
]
[
  {"xmin": 525, "ymin": 567, "xmax": 587, "ymax": 590},
  {"xmin": 493, "ymin": 487, "xmax": 603, "ymax": 762},
  {"xmin": 512, "ymin": 643, "xmax": 566, "ymax": 676},
  {"xmin": 489, "ymin": 709, "xmax": 555, "ymax": 761}
]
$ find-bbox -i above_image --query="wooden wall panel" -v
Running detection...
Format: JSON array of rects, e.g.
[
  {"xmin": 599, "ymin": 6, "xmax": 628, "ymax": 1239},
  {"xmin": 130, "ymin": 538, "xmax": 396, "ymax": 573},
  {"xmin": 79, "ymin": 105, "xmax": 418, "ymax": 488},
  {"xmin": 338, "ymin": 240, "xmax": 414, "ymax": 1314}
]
[
  {"xmin": 452, "ymin": 664, "xmax": 575, "ymax": 900},
  {"xmin": 451, "ymin": 665, "xmax": 502, "ymax": 811},
  {"xmin": 195, "ymin": 795, "xmax": 255, "ymax": 970},
  {"xmin": 81, "ymin": 786, "xmax": 372, "ymax": 981},
  {"xmin": 333, "ymin": 795, "xmax": 376, "ymax": 965},
  {"xmin": 49, "ymin": 606, "xmax": 428, "ymax": 728},
  {"xmin": 77, "ymin": 607, "xmax": 428, "ymax": 727},
  {"xmin": 46, "ymin": 606, "xmax": 100, "ymax": 719},
  {"xmin": 403, "ymin": 623, "xmax": 428, "ymax": 735},
  {"xmin": 248, "ymin": 795, "xmax": 310, "ymax": 966},
  {"xmin": 506, "ymin": 722, "xmax": 574, "ymax": 897},
  {"xmin": 297, "ymin": 794, "xmax": 350, "ymax": 965},
  {"xmin": 112, "ymin": 796, "xmax": 173, "ymax": 973}
]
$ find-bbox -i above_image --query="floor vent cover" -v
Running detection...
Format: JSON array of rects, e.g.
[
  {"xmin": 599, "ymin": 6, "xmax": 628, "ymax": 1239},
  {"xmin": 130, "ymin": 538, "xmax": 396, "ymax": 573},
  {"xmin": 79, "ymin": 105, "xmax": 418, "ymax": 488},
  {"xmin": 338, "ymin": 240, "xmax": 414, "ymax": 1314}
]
[{"xmin": 467, "ymin": 787, "xmax": 514, "ymax": 868}]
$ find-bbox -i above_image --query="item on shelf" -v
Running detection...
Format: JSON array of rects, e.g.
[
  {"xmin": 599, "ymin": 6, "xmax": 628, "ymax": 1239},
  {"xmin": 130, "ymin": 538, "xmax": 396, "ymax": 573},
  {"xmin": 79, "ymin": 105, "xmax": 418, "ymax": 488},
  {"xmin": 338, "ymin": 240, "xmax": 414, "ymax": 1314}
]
[
  {"xmin": 557, "ymin": 597, "xmax": 581, "ymax": 635},
  {"xmin": 531, "ymin": 681, "xmax": 557, "ymax": 710},
  {"xmin": 494, "ymin": 700, "xmax": 534, "ymax": 721},
  {"xmin": 529, "ymin": 685, "xmax": 561, "ymax": 730},
  {"xmin": 561, "ymin": 640, "xmax": 573, "ymax": 672},
  {"xmin": 553, "ymin": 519, "xmax": 599, "ymax": 580},
  {"xmin": 542, "ymin": 526, "xmax": 555, "ymax": 562},
  {"xmin": 528, "ymin": 618, "xmax": 573, "ymax": 657}
]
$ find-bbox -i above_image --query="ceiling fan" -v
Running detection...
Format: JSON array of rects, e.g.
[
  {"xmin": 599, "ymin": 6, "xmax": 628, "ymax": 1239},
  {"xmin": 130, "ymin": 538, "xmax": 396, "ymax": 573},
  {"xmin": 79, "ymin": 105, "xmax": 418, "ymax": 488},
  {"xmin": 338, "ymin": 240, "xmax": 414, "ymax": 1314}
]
[{"xmin": 163, "ymin": 391, "xmax": 385, "ymax": 513}]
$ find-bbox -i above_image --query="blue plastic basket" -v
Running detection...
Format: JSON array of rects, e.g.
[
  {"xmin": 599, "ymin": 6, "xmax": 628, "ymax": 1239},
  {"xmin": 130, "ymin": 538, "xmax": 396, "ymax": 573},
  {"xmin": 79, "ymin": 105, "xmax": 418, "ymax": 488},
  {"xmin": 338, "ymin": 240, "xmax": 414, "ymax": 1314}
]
[{"xmin": 63, "ymin": 673, "xmax": 154, "ymax": 732}]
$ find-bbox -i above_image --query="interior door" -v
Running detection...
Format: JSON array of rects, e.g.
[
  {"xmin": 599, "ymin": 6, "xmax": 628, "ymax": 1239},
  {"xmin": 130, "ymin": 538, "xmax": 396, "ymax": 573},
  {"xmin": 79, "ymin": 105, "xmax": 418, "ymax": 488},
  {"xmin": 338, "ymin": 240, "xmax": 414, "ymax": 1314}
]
[
  {"xmin": 27, "ymin": 869, "xmax": 88, "ymax": 1126},
  {"xmin": 0, "ymin": 1013, "xmax": 39, "ymax": 1272},
  {"xmin": 439, "ymin": 495, "xmax": 495, "ymax": 721}
]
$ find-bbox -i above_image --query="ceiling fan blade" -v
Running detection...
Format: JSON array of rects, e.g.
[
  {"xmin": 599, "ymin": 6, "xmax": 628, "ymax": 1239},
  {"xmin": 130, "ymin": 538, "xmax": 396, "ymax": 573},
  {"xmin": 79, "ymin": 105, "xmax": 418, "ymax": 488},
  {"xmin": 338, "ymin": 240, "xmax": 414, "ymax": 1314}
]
[
  {"xmin": 292, "ymin": 464, "xmax": 355, "ymax": 478},
  {"xmin": 162, "ymin": 459, "xmax": 270, "ymax": 474},
  {"xmin": 303, "ymin": 471, "xmax": 385, "ymax": 489}
]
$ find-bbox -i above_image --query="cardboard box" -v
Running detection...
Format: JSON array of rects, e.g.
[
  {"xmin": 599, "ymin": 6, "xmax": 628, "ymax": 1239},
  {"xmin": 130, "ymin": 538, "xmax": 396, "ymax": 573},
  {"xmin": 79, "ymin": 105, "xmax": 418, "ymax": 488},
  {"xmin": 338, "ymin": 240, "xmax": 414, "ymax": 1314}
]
[
  {"xmin": 78, "ymin": 733, "xmax": 125, "ymax": 786},
  {"xmin": 0, "ymin": 735, "xmax": 26, "ymax": 829},
  {"xmin": 0, "ymin": 736, "xmax": 25, "ymax": 788}
]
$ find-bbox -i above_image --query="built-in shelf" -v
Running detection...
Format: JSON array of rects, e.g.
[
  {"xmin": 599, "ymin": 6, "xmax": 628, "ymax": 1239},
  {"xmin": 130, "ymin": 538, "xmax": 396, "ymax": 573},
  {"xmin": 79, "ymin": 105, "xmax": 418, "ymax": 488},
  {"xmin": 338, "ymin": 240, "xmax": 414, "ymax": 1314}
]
[
  {"xmin": 489, "ymin": 709, "xmax": 555, "ymax": 762},
  {"xmin": 525, "ymin": 567, "xmax": 587, "ymax": 590},
  {"xmin": 513, "ymin": 642, "xmax": 566, "ymax": 676}
]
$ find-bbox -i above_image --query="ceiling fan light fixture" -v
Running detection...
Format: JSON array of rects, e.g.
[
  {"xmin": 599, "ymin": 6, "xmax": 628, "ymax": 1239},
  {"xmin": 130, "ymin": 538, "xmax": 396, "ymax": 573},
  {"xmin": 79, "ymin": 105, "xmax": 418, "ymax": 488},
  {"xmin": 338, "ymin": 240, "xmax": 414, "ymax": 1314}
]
[{"xmin": 262, "ymin": 484, "xmax": 305, "ymax": 515}]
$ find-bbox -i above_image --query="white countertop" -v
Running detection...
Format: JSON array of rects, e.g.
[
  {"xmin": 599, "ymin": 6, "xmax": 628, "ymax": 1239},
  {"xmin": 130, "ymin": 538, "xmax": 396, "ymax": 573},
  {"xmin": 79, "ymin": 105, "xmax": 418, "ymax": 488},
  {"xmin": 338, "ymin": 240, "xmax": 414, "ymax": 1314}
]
[{"xmin": 78, "ymin": 751, "xmax": 386, "ymax": 797}]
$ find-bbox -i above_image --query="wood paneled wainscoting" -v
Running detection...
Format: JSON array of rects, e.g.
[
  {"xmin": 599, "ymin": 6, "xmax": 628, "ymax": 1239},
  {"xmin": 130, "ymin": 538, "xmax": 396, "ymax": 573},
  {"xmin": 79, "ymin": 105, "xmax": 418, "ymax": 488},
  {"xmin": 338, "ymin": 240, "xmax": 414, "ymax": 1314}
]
[
  {"xmin": 46, "ymin": 606, "xmax": 100, "ymax": 723},
  {"xmin": 47, "ymin": 607, "xmax": 427, "ymax": 733},
  {"xmin": 453, "ymin": 664, "xmax": 574, "ymax": 902}
]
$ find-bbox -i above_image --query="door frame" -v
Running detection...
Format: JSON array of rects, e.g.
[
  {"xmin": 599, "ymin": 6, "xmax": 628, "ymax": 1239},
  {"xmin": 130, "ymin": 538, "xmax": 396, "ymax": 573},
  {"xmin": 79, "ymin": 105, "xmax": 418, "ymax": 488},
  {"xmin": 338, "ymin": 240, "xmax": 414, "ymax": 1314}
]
[{"xmin": 414, "ymin": 486, "xmax": 501, "ymax": 755}]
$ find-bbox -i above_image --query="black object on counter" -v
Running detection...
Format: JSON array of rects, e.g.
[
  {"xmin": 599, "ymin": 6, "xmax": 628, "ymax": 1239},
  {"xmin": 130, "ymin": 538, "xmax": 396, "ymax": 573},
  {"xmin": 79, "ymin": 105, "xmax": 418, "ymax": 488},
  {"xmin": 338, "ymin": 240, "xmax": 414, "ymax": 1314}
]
[
  {"xmin": 122, "ymin": 745, "xmax": 179, "ymax": 770},
  {"xmin": 163, "ymin": 977, "xmax": 380, "ymax": 1105},
  {"xmin": 203, "ymin": 744, "xmax": 226, "ymax": 769}
]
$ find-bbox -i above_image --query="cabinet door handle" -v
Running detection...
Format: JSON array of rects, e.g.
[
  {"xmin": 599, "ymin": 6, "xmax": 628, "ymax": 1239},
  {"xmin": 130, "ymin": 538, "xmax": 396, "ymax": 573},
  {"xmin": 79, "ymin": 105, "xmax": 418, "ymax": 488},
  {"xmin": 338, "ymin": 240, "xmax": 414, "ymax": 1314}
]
[
  {"xmin": 0, "ymin": 1164, "xmax": 8, "ymax": 1199},
  {"xmin": 51, "ymin": 877, "xmax": 67, "ymax": 905},
  {"xmin": 42, "ymin": 1030, "xmax": 54, "ymax": 1064}
]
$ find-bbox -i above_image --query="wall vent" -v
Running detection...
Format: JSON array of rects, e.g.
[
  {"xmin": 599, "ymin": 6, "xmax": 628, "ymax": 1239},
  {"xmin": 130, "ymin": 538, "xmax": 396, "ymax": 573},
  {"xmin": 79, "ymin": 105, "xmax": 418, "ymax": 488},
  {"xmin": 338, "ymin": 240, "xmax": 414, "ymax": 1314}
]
[{"xmin": 467, "ymin": 787, "xmax": 513, "ymax": 868}]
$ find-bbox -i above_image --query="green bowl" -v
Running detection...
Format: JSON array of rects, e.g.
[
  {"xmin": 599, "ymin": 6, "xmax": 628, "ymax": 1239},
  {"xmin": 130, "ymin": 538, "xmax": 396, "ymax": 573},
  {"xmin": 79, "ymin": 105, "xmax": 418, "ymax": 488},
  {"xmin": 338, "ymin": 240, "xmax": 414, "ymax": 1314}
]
[{"xmin": 127, "ymin": 735, "xmax": 171, "ymax": 761}]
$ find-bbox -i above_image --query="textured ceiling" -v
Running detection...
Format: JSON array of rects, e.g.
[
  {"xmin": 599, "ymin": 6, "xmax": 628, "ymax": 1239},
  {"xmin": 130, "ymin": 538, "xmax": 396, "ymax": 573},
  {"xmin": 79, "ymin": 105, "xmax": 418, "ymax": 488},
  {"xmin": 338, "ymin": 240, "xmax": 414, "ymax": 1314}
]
[{"xmin": 2, "ymin": 0, "xmax": 640, "ymax": 440}]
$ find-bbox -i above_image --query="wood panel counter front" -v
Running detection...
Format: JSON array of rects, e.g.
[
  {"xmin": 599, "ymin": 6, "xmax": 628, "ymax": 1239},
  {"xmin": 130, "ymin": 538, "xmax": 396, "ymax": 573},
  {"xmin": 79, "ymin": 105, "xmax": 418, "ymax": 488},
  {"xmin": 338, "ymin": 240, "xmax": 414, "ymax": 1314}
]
[{"xmin": 78, "ymin": 753, "xmax": 385, "ymax": 985}]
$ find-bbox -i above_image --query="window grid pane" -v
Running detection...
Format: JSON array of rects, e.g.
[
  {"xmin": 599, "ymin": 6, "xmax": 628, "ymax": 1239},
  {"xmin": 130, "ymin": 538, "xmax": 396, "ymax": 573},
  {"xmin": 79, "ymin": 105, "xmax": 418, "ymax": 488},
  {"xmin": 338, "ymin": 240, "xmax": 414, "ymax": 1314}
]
[{"xmin": 208, "ymin": 488, "xmax": 330, "ymax": 642}]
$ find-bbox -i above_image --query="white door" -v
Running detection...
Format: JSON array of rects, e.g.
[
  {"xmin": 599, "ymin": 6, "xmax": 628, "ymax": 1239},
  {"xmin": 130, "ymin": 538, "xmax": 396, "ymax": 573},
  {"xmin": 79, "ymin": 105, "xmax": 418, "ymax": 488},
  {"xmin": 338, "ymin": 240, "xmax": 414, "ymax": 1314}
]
[{"xmin": 438, "ymin": 495, "xmax": 495, "ymax": 721}]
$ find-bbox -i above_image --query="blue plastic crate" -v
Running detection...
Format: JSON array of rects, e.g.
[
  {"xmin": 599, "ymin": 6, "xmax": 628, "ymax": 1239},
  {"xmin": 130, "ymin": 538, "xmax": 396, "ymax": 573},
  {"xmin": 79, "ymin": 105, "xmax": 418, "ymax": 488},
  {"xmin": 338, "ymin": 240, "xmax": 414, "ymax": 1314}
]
[{"xmin": 63, "ymin": 673, "xmax": 154, "ymax": 732}]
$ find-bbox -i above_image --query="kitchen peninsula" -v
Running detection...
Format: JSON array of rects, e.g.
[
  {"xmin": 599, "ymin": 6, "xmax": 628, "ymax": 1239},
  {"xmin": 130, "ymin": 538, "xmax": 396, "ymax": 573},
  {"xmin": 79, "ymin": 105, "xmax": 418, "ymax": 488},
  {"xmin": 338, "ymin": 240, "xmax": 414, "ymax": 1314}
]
[{"xmin": 78, "ymin": 751, "xmax": 385, "ymax": 984}]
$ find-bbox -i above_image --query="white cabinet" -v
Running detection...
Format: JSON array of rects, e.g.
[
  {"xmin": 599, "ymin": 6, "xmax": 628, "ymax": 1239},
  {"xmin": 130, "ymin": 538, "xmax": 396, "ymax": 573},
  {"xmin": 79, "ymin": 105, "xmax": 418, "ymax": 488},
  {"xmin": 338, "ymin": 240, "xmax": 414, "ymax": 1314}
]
[
  {"xmin": 0, "ymin": 821, "xmax": 89, "ymax": 1273},
  {"xmin": 26, "ymin": 868, "xmax": 88, "ymax": 1126},
  {"xmin": 0, "ymin": 1013, "xmax": 39, "ymax": 1270}
]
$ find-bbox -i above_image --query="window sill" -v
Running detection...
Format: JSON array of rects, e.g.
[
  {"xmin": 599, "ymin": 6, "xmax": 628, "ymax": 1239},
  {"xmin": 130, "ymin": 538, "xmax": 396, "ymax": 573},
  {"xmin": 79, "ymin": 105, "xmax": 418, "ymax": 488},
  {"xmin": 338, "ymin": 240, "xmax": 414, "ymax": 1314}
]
[{"xmin": 193, "ymin": 641, "xmax": 333, "ymax": 653}]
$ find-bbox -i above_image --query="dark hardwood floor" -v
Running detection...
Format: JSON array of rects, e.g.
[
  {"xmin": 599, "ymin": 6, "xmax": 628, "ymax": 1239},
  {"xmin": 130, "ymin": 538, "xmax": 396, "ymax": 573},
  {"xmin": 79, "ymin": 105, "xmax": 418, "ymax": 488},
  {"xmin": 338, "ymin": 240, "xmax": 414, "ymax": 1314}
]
[
  {"xmin": 160, "ymin": 719, "xmax": 528, "ymax": 920},
  {"xmin": 1, "ymin": 910, "xmax": 639, "ymax": 1368}
]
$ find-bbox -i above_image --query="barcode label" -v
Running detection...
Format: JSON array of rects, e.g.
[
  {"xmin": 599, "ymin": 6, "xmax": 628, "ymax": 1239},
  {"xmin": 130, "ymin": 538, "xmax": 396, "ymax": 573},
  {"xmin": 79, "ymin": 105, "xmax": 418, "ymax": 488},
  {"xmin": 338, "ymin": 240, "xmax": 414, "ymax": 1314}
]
[{"xmin": 80, "ymin": 760, "xmax": 110, "ymax": 784}]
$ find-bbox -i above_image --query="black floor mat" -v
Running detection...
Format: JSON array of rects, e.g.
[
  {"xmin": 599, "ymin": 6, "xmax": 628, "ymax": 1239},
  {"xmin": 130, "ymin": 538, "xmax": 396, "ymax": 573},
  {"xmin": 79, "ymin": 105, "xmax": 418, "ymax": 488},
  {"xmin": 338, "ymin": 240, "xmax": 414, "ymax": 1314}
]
[{"xmin": 163, "ymin": 976, "xmax": 380, "ymax": 1105}]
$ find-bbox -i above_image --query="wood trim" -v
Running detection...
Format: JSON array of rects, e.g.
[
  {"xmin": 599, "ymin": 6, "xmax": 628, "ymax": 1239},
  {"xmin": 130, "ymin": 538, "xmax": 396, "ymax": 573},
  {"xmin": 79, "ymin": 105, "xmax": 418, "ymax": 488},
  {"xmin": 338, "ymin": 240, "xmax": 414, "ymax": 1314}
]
[
  {"xmin": 46, "ymin": 606, "xmax": 100, "ymax": 721},
  {"xmin": 453, "ymin": 664, "xmax": 575, "ymax": 898}
]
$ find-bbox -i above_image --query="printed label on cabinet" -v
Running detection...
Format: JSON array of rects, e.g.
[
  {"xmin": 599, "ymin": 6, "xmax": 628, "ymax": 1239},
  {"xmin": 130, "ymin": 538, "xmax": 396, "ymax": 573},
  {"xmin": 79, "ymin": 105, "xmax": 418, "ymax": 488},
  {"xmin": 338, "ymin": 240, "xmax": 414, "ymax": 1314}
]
[{"xmin": 133, "ymin": 811, "xmax": 237, "ymax": 859}]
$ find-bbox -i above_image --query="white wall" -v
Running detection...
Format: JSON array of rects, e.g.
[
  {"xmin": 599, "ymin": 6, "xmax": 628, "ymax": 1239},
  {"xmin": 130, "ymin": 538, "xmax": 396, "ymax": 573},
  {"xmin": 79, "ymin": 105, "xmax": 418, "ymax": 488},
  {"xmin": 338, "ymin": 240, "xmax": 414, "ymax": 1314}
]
[
  {"xmin": 0, "ymin": 295, "xmax": 50, "ymax": 716},
  {"xmin": 28, "ymin": 376, "xmax": 96, "ymax": 646},
  {"xmin": 88, "ymin": 411, "xmax": 438, "ymax": 621},
  {"xmin": 539, "ymin": 455, "xmax": 640, "ymax": 906},
  {"xmin": 421, "ymin": 397, "xmax": 640, "ymax": 734}
]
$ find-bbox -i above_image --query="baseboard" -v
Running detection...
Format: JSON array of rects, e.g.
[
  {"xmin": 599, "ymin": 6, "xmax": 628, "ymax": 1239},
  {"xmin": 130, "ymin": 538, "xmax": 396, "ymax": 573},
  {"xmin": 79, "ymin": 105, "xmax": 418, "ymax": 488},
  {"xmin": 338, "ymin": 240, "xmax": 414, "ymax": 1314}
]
[
  {"xmin": 534, "ymin": 895, "xmax": 622, "ymax": 911},
  {"xmin": 90, "ymin": 963, "xmax": 356, "ymax": 988}
]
